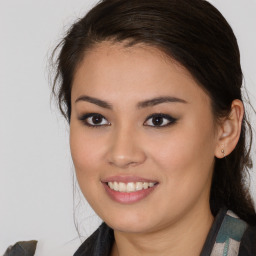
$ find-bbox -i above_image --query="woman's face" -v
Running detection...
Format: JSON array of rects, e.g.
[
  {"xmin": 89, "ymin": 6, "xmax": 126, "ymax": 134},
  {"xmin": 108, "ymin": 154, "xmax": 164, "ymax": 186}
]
[{"xmin": 70, "ymin": 42, "xmax": 219, "ymax": 233}]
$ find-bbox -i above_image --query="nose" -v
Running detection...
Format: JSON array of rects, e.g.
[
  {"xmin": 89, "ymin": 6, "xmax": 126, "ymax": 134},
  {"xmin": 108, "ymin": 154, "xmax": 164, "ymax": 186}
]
[{"xmin": 106, "ymin": 126, "xmax": 146, "ymax": 169}]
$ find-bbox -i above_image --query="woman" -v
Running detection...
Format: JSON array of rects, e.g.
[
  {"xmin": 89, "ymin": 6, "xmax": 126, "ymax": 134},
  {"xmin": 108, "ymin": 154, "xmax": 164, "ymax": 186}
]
[{"xmin": 52, "ymin": 0, "xmax": 256, "ymax": 255}]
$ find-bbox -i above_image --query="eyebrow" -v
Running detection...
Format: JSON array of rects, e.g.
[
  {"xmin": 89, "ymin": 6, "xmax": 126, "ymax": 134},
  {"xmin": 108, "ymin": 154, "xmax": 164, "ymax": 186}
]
[
  {"xmin": 137, "ymin": 96, "xmax": 187, "ymax": 108},
  {"xmin": 75, "ymin": 95, "xmax": 187, "ymax": 109},
  {"xmin": 75, "ymin": 95, "xmax": 112, "ymax": 109}
]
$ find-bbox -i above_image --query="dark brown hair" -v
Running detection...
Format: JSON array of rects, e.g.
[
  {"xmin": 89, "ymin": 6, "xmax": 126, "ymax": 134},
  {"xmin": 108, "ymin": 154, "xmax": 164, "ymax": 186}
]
[{"xmin": 52, "ymin": 0, "xmax": 256, "ymax": 225}]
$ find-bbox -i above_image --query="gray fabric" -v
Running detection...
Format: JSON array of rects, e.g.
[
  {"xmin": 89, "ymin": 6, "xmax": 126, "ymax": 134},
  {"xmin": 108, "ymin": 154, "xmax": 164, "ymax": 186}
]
[{"xmin": 3, "ymin": 240, "xmax": 37, "ymax": 256}]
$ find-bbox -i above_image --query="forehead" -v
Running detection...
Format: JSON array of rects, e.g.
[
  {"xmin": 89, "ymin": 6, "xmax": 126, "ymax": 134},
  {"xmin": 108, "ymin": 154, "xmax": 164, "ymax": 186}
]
[{"xmin": 71, "ymin": 41, "xmax": 210, "ymax": 107}]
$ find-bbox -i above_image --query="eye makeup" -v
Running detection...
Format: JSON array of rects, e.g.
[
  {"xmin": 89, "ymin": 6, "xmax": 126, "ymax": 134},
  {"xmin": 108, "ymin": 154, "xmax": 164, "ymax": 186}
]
[
  {"xmin": 78, "ymin": 113, "xmax": 110, "ymax": 127},
  {"xmin": 144, "ymin": 113, "xmax": 177, "ymax": 128},
  {"xmin": 78, "ymin": 112, "xmax": 177, "ymax": 129}
]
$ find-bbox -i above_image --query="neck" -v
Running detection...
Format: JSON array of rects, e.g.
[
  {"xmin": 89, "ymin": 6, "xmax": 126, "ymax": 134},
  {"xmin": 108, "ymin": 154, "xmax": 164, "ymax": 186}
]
[{"xmin": 111, "ymin": 203, "xmax": 214, "ymax": 256}]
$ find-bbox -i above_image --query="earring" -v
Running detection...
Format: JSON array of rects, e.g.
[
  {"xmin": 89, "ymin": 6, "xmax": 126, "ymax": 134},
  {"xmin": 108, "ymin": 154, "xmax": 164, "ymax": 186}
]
[{"xmin": 221, "ymin": 145, "xmax": 226, "ymax": 158}]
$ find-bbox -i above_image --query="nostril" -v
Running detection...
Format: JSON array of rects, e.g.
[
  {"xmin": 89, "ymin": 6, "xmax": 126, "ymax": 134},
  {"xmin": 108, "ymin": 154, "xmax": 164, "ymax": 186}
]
[
  {"xmin": 107, "ymin": 147, "xmax": 147, "ymax": 168},
  {"xmin": 108, "ymin": 159, "xmax": 139, "ymax": 168}
]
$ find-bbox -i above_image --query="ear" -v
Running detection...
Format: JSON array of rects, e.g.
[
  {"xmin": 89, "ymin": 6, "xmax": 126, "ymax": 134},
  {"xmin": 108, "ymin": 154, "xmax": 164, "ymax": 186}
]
[{"xmin": 215, "ymin": 99, "xmax": 244, "ymax": 159}]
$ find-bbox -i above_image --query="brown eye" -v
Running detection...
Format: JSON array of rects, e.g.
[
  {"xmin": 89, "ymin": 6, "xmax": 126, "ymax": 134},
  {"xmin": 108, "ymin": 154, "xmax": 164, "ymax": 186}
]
[
  {"xmin": 79, "ymin": 113, "xmax": 110, "ymax": 127},
  {"xmin": 144, "ymin": 114, "xmax": 177, "ymax": 127},
  {"xmin": 91, "ymin": 115, "xmax": 103, "ymax": 124},
  {"xmin": 152, "ymin": 116, "xmax": 164, "ymax": 126}
]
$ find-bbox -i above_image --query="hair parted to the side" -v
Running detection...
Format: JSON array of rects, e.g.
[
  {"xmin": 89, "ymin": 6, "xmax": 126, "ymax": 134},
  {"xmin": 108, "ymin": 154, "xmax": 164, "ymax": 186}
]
[{"xmin": 52, "ymin": 0, "xmax": 256, "ymax": 225}]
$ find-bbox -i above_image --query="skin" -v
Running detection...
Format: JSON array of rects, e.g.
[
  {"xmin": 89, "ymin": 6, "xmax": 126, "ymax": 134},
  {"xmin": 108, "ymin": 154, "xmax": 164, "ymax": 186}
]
[{"xmin": 70, "ymin": 41, "xmax": 244, "ymax": 256}]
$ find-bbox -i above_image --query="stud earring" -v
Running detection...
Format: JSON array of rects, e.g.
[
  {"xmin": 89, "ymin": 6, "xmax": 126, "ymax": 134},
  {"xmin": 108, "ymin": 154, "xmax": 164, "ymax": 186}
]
[{"xmin": 221, "ymin": 145, "xmax": 226, "ymax": 158}]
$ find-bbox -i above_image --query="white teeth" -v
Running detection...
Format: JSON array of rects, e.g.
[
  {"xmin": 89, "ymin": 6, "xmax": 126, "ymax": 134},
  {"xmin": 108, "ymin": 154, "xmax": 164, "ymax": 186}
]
[
  {"xmin": 107, "ymin": 181, "xmax": 156, "ymax": 192},
  {"xmin": 109, "ymin": 182, "xmax": 114, "ymax": 189},
  {"xmin": 113, "ymin": 181, "xmax": 118, "ymax": 191},
  {"xmin": 119, "ymin": 182, "xmax": 126, "ymax": 192},
  {"xmin": 149, "ymin": 182, "xmax": 154, "ymax": 187},
  {"xmin": 143, "ymin": 182, "xmax": 149, "ymax": 189},
  {"xmin": 127, "ymin": 182, "xmax": 135, "ymax": 192},
  {"xmin": 136, "ymin": 182, "xmax": 143, "ymax": 191}
]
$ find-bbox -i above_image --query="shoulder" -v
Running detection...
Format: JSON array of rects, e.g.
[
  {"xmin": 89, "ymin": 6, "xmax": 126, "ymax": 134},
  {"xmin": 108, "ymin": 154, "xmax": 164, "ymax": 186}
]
[
  {"xmin": 206, "ymin": 209, "xmax": 256, "ymax": 256},
  {"xmin": 238, "ymin": 225, "xmax": 256, "ymax": 256}
]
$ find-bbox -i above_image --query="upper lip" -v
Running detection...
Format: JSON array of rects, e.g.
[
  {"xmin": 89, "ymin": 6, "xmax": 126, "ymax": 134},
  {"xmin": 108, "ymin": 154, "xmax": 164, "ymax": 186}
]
[{"xmin": 101, "ymin": 175, "xmax": 158, "ymax": 184}]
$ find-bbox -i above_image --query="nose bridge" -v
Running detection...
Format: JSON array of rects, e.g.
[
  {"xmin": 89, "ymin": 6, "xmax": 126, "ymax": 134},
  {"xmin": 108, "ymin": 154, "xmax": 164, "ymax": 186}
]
[{"xmin": 107, "ymin": 122, "xmax": 146, "ymax": 168}]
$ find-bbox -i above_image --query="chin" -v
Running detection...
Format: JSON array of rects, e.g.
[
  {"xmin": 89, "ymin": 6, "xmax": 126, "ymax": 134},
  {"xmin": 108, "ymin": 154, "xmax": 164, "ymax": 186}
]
[
  {"xmin": 103, "ymin": 210, "xmax": 161, "ymax": 234},
  {"xmin": 110, "ymin": 221, "xmax": 152, "ymax": 234}
]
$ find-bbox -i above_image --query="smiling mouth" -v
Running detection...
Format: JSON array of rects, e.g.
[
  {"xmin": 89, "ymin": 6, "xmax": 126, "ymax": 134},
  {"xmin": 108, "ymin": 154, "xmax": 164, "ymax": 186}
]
[{"xmin": 107, "ymin": 181, "xmax": 158, "ymax": 193}]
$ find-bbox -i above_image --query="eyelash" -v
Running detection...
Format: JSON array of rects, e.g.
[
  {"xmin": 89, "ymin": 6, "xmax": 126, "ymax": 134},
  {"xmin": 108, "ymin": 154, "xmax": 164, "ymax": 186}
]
[
  {"xmin": 144, "ymin": 113, "xmax": 177, "ymax": 128},
  {"xmin": 78, "ymin": 113, "xmax": 110, "ymax": 128},
  {"xmin": 78, "ymin": 113, "xmax": 177, "ymax": 128}
]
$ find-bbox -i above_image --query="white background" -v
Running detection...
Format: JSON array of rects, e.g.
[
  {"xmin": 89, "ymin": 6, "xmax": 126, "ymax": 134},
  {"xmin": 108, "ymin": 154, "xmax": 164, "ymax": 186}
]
[{"xmin": 0, "ymin": 0, "xmax": 255, "ymax": 255}]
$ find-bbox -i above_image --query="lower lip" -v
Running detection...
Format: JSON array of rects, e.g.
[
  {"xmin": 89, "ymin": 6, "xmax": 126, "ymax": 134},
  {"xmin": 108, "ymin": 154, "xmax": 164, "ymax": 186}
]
[{"xmin": 102, "ymin": 183, "xmax": 158, "ymax": 204}]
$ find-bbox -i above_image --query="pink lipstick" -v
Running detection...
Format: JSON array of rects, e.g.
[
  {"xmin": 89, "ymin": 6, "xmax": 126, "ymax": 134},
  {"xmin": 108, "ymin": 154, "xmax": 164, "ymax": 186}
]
[{"xmin": 101, "ymin": 176, "xmax": 158, "ymax": 204}]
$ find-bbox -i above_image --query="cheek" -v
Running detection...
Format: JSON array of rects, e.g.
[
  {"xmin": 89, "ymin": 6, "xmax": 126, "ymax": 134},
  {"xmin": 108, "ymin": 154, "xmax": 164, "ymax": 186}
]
[
  {"xmin": 70, "ymin": 124, "xmax": 104, "ymax": 180},
  {"xmin": 69, "ymin": 125, "xmax": 106, "ymax": 208},
  {"xmin": 146, "ymin": 124, "xmax": 216, "ymax": 217},
  {"xmin": 148, "ymin": 121, "xmax": 216, "ymax": 185}
]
